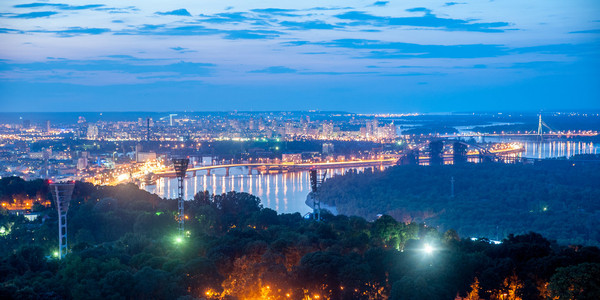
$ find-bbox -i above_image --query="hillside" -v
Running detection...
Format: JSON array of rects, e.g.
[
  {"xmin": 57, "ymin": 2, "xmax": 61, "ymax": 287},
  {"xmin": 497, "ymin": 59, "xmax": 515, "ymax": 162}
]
[{"xmin": 318, "ymin": 162, "xmax": 600, "ymax": 246}]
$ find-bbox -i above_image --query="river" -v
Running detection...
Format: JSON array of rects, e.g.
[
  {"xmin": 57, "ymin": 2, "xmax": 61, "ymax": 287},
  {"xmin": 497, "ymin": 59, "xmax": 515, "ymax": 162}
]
[
  {"xmin": 144, "ymin": 167, "xmax": 371, "ymax": 215},
  {"xmin": 144, "ymin": 138, "xmax": 598, "ymax": 214}
]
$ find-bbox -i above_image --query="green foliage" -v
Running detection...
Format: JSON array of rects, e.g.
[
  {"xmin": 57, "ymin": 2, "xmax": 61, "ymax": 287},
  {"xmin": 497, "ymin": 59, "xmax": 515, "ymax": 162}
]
[
  {"xmin": 318, "ymin": 163, "xmax": 600, "ymax": 246},
  {"xmin": 0, "ymin": 181, "xmax": 599, "ymax": 299},
  {"xmin": 549, "ymin": 263, "xmax": 600, "ymax": 300}
]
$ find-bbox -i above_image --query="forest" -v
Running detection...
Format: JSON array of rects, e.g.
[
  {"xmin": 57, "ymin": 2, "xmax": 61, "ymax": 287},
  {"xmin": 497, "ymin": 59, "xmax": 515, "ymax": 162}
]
[
  {"xmin": 318, "ymin": 162, "xmax": 600, "ymax": 247},
  {"xmin": 0, "ymin": 177, "xmax": 599, "ymax": 299}
]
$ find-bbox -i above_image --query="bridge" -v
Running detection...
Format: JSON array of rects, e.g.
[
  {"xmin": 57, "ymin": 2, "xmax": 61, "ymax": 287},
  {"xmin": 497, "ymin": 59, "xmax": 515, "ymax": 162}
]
[
  {"xmin": 154, "ymin": 158, "xmax": 399, "ymax": 178},
  {"xmin": 437, "ymin": 131, "xmax": 598, "ymax": 139},
  {"xmin": 400, "ymin": 137, "xmax": 525, "ymax": 165},
  {"xmin": 437, "ymin": 115, "xmax": 598, "ymax": 139}
]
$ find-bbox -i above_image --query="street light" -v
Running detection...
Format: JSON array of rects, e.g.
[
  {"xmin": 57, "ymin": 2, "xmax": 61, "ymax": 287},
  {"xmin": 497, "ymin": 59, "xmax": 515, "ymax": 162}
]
[{"xmin": 423, "ymin": 243, "xmax": 434, "ymax": 255}]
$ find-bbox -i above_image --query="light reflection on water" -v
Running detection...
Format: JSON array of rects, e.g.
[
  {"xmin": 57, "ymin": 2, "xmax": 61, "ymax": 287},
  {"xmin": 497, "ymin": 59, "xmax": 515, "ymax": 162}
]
[
  {"xmin": 145, "ymin": 167, "xmax": 372, "ymax": 215},
  {"xmin": 480, "ymin": 137, "xmax": 598, "ymax": 159},
  {"xmin": 145, "ymin": 139, "xmax": 597, "ymax": 214},
  {"xmin": 522, "ymin": 140, "xmax": 598, "ymax": 159}
]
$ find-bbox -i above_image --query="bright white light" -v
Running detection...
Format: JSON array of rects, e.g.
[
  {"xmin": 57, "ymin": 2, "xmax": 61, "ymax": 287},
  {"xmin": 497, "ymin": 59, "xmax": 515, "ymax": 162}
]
[{"xmin": 424, "ymin": 244, "xmax": 434, "ymax": 254}]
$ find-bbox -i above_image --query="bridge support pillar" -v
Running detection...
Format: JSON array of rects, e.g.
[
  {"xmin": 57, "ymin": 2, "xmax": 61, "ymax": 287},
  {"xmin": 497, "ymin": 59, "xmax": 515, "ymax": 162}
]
[
  {"xmin": 248, "ymin": 167, "xmax": 252, "ymax": 175},
  {"xmin": 265, "ymin": 165, "xmax": 270, "ymax": 174},
  {"xmin": 192, "ymin": 170, "xmax": 196, "ymax": 177},
  {"xmin": 225, "ymin": 167, "xmax": 230, "ymax": 177},
  {"xmin": 206, "ymin": 169, "xmax": 211, "ymax": 176}
]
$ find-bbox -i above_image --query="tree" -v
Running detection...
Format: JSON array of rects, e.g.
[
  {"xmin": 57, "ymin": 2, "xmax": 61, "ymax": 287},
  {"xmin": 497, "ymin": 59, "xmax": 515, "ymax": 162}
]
[
  {"xmin": 429, "ymin": 140, "xmax": 444, "ymax": 166},
  {"xmin": 549, "ymin": 263, "xmax": 600, "ymax": 300}
]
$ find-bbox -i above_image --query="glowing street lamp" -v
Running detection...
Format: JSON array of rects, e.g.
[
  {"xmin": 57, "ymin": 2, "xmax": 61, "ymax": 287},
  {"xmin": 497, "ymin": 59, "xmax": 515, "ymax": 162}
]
[
  {"xmin": 174, "ymin": 236, "xmax": 183, "ymax": 245},
  {"xmin": 423, "ymin": 243, "xmax": 434, "ymax": 255}
]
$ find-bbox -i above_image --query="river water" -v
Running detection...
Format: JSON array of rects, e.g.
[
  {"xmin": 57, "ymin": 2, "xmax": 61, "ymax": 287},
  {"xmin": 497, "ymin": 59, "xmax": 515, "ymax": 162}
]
[
  {"xmin": 145, "ymin": 138, "xmax": 598, "ymax": 214},
  {"xmin": 476, "ymin": 136, "xmax": 599, "ymax": 159},
  {"xmin": 144, "ymin": 167, "xmax": 370, "ymax": 215}
]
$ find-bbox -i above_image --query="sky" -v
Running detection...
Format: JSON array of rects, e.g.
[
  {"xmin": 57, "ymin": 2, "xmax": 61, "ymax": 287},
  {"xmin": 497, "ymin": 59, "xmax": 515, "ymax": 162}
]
[{"xmin": 0, "ymin": 0, "xmax": 599, "ymax": 113}]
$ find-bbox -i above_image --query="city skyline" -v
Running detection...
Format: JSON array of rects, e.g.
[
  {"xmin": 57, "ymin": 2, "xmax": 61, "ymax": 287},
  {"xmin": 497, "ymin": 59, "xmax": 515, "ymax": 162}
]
[{"xmin": 1, "ymin": 0, "xmax": 599, "ymax": 112}]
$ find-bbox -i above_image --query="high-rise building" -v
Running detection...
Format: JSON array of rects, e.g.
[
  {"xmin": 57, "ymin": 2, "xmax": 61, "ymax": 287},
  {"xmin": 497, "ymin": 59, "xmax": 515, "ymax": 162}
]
[
  {"xmin": 45, "ymin": 120, "xmax": 51, "ymax": 132},
  {"xmin": 86, "ymin": 124, "xmax": 99, "ymax": 140},
  {"xmin": 322, "ymin": 142, "xmax": 334, "ymax": 155},
  {"xmin": 322, "ymin": 123, "xmax": 334, "ymax": 137},
  {"xmin": 77, "ymin": 157, "xmax": 88, "ymax": 170}
]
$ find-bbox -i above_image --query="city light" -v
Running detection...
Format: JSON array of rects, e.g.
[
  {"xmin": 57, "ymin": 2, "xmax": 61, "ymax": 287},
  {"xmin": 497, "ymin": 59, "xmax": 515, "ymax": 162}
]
[
  {"xmin": 174, "ymin": 236, "xmax": 183, "ymax": 245},
  {"xmin": 423, "ymin": 244, "xmax": 434, "ymax": 254}
]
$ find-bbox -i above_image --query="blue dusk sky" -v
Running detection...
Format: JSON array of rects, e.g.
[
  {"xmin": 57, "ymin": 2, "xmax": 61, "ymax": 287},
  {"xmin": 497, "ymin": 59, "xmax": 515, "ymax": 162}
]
[{"xmin": 0, "ymin": 0, "xmax": 598, "ymax": 112}]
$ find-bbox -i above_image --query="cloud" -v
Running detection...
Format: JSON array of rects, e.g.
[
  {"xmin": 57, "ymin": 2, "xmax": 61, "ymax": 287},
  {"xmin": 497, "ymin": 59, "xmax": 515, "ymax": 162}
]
[
  {"xmin": 200, "ymin": 12, "xmax": 256, "ymax": 23},
  {"xmin": 569, "ymin": 29, "xmax": 600, "ymax": 34},
  {"xmin": 444, "ymin": 2, "xmax": 465, "ymax": 6},
  {"xmin": 223, "ymin": 30, "xmax": 281, "ymax": 40},
  {"xmin": 335, "ymin": 10, "xmax": 510, "ymax": 32},
  {"xmin": 55, "ymin": 27, "xmax": 111, "ymax": 36},
  {"xmin": 406, "ymin": 7, "xmax": 431, "ymax": 13},
  {"xmin": 0, "ymin": 59, "xmax": 216, "ymax": 82},
  {"xmin": 8, "ymin": 11, "xmax": 58, "ymax": 18},
  {"xmin": 170, "ymin": 47, "xmax": 197, "ymax": 53},
  {"xmin": 249, "ymin": 66, "xmax": 297, "ymax": 74},
  {"xmin": 13, "ymin": 3, "xmax": 104, "ymax": 10},
  {"xmin": 512, "ymin": 43, "xmax": 600, "ymax": 57},
  {"xmin": 251, "ymin": 8, "xmax": 300, "ymax": 17},
  {"xmin": 95, "ymin": 6, "xmax": 139, "ymax": 14},
  {"xmin": 287, "ymin": 39, "xmax": 508, "ymax": 59},
  {"xmin": 299, "ymin": 71, "xmax": 379, "ymax": 76},
  {"xmin": 308, "ymin": 6, "xmax": 354, "ymax": 11},
  {"xmin": 116, "ymin": 24, "xmax": 216, "ymax": 36},
  {"xmin": 0, "ymin": 28, "xmax": 22, "ymax": 33},
  {"xmin": 116, "ymin": 24, "xmax": 281, "ymax": 40},
  {"xmin": 156, "ymin": 9, "xmax": 192, "ymax": 17},
  {"xmin": 371, "ymin": 1, "xmax": 389, "ymax": 7},
  {"xmin": 279, "ymin": 21, "xmax": 339, "ymax": 30}
]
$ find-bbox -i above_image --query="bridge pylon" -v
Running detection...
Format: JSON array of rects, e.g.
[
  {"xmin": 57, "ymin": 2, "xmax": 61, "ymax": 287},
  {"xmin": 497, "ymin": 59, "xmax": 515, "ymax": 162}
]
[
  {"xmin": 309, "ymin": 169, "xmax": 327, "ymax": 221},
  {"xmin": 537, "ymin": 114, "xmax": 543, "ymax": 141},
  {"xmin": 173, "ymin": 158, "xmax": 189, "ymax": 237}
]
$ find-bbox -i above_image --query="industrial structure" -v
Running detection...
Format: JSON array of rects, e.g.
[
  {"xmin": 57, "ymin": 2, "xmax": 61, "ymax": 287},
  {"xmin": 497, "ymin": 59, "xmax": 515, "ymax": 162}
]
[
  {"xmin": 309, "ymin": 169, "xmax": 327, "ymax": 221},
  {"xmin": 173, "ymin": 158, "xmax": 189, "ymax": 237},
  {"xmin": 50, "ymin": 181, "xmax": 75, "ymax": 259}
]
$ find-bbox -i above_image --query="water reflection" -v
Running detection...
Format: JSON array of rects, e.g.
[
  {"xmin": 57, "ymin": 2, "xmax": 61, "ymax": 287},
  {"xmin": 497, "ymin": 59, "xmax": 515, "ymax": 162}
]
[
  {"xmin": 480, "ymin": 137, "xmax": 597, "ymax": 159},
  {"xmin": 145, "ymin": 139, "xmax": 598, "ymax": 214},
  {"xmin": 146, "ymin": 167, "xmax": 371, "ymax": 215},
  {"xmin": 522, "ymin": 140, "xmax": 597, "ymax": 159}
]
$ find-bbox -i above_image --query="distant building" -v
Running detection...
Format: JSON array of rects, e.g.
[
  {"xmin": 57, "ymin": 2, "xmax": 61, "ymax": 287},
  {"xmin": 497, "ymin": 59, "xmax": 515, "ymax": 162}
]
[
  {"xmin": 77, "ymin": 157, "xmax": 88, "ymax": 170},
  {"xmin": 202, "ymin": 156, "xmax": 213, "ymax": 166},
  {"xmin": 136, "ymin": 152, "xmax": 156, "ymax": 163},
  {"xmin": 86, "ymin": 124, "xmax": 99, "ymax": 139},
  {"xmin": 282, "ymin": 153, "xmax": 302, "ymax": 163},
  {"xmin": 322, "ymin": 123, "xmax": 334, "ymax": 137},
  {"xmin": 45, "ymin": 120, "xmax": 50, "ymax": 132},
  {"xmin": 322, "ymin": 142, "xmax": 334, "ymax": 155}
]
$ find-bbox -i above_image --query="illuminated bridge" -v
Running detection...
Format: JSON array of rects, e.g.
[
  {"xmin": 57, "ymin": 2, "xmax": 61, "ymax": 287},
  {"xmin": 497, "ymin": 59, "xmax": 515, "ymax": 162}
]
[
  {"xmin": 154, "ymin": 158, "xmax": 399, "ymax": 178},
  {"xmin": 438, "ymin": 131, "xmax": 598, "ymax": 139}
]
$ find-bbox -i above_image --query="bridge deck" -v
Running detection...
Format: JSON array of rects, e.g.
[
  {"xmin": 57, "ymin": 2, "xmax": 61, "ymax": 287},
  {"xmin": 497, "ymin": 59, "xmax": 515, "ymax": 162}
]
[{"xmin": 155, "ymin": 159, "xmax": 398, "ymax": 176}]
